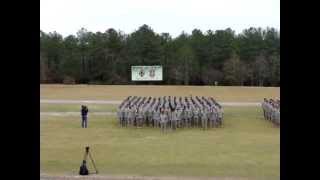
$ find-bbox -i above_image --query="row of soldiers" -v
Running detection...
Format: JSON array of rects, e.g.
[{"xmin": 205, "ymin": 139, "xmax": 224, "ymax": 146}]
[
  {"xmin": 117, "ymin": 96, "xmax": 223, "ymax": 131},
  {"xmin": 261, "ymin": 98, "xmax": 280, "ymax": 125}
]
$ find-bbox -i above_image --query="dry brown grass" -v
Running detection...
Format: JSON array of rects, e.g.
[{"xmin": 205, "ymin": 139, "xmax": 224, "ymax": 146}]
[{"xmin": 40, "ymin": 84, "xmax": 279, "ymax": 102}]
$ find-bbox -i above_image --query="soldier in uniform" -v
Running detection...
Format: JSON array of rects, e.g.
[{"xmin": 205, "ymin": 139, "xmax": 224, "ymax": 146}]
[
  {"xmin": 200, "ymin": 107, "xmax": 208, "ymax": 130},
  {"xmin": 186, "ymin": 106, "xmax": 192, "ymax": 128},
  {"xmin": 136, "ymin": 107, "xmax": 144, "ymax": 127},
  {"xmin": 133, "ymin": 107, "xmax": 138, "ymax": 127},
  {"xmin": 179, "ymin": 107, "xmax": 185, "ymax": 128},
  {"xmin": 160, "ymin": 108, "xmax": 167, "ymax": 133},
  {"xmin": 141, "ymin": 105, "xmax": 147, "ymax": 127},
  {"xmin": 193, "ymin": 107, "xmax": 200, "ymax": 128},
  {"xmin": 265, "ymin": 101, "xmax": 271, "ymax": 121},
  {"xmin": 147, "ymin": 105, "xmax": 153, "ymax": 127},
  {"xmin": 271, "ymin": 103, "xmax": 276, "ymax": 124},
  {"xmin": 261, "ymin": 98, "xmax": 267, "ymax": 120},
  {"xmin": 171, "ymin": 108, "xmax": 178, "ymax": 131},
  {"xmin": 208, "ymin": 106, "xmax": 215, "ymax": 128},
  {"xmin": 166, "ymin": 106, "xmax": 172, "ymax": 130},
  {"xmin": 117, "ymin": 106, "xmax": 122, "ymax": 127},
  {"xmin": 216, "ymin": 106, "xmax": 223, "ymax": 127},
  {"xmin": 153, "ymin": 107, "xmax": 160, "ymax": 128},
  {"xmin": 120, "ymin": 106, "xmax": 126, "ymax": 127},
  {"xmin": 128, "ymin": 106, "xmax": 135, "ymax": 127},
  {"xmin": 124, "ymin": 106, "xmax": 130, "ymax": 127},
  {"xmin": 275, "ymin": 107, "xmax": 280, "ymax": 125}
]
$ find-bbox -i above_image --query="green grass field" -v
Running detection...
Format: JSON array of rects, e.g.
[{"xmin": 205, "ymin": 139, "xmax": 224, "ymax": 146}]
[
  {"xmin": 40, "ymin": 106, "xmax": 279, "ymax": 179},
  {"xmin": 40, "ymin": 84, "xmax": 279, "ymax": 102}
]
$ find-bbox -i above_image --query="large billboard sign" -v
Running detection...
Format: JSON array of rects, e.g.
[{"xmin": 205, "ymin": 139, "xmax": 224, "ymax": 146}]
[{"xmin": 131, "ymin": 65, "xmax": 163, "ymax": 81}]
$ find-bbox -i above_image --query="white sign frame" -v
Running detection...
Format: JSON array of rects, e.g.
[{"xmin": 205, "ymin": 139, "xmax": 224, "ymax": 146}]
[{"xmin": 131, "ymin": 65, "xmax": 163, "ymax": 81}]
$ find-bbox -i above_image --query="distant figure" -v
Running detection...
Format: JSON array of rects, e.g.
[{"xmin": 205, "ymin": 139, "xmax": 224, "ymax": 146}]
[
  {"xmin": 160, "ymin": 108, "xmax": 167, "ymax": 133},
  {"xmin": 193, "ymin": 107, "xmax": 200, "ymax": 127},
  {"xmin": 200, "ymin": 108, "xmax": 208, "ymax": 130},
  {"xmin": 171, "ymin": 108, "xmax": 177, "ymax": 131},
  {"xmin": 81, "ymin": 105, "xmax": 89, "ymax": 128},
  {"xmin": 153, "ymin": 108, "xmax": 160, "ymax": 128}
]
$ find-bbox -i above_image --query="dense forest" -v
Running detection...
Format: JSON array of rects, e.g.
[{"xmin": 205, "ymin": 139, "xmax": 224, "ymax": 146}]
[{"xmin": 40, "ymin": 24, "xmax": 280, "ymax": 86}]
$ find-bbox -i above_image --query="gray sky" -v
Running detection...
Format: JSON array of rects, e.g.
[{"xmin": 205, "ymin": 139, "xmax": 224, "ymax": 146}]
[{"xmin": 40, "ymin": 0, "xmax": 280, "ymax": 38}]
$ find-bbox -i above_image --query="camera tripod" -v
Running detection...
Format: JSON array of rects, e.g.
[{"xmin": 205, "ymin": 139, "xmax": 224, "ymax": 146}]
[{"xmin": 82, "ymin": 146, "xmax": 98, "ymax": 174}]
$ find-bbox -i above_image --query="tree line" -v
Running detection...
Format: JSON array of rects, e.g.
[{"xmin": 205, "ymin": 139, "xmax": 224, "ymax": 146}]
[{"xmin": 40, "ymin": 24, "xmax": 280, "ymax": 86}]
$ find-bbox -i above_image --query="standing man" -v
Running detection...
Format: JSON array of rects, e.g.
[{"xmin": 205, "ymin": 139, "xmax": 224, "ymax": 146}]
[
  {"xmin": 153, "ymin": 107, "xmax": 160, "ymax": 128},
  {"xmin": 177, "ymin": 107, "xmax": 184, "ymax": 128},
  {"xmin": 81, "ymin": 105, "xmax": 89, "ymax": 128},
  {"xmin": 160, "ymin": 108, "xmax": 167, "ymax": 133},
  {"xmin": 262, "ymin": 98, "xmax": 267, "ymax": 120},
  {"xmin": 265, "ymin": 101, "xmax": 271, "ymax": 121},
  {"xmin": 120, "ymin": 106, "xmax": 126, "ymax": 127},
  {"xmin": 124, "ymin": 106, "xmax": 130, "ymax": 127},
  {"xmin": 193, "ymin": 107, "xmax": 200, "ymax": 128},
  {"xmin": 186, "ymin": 106, "xmax": 192, "ymax": 128},
  {"xmin": 146, "ymin": 105, "xmax": 153, "ymax": 127},
  {"xmin": 128, "ymin": 106, "xmax": 134, "ymax": 127},
  {"xmin": 171, "ymin": 108, "xmax": 178, "ymax": 131},
  {"xmin": 208, "ymin": 107, "xmax": 215, "ymax": 128},
  {"xmin": 166, "ymin": 106, "xmax": 172, "ymax": 130},
  {"xmin": 275, "ymin": 107, "xmax": 280, "ymax": 125},
  {"xmin": 200, "ymin": 107, "xmax": 208, "ymax": 130},
  {"xmin": 136, "ymin": 107, "xmax": 143, "ymax": 128},
  {"xmin": 271, "ymin": 103, "xmax": 276, "ymax": 124},
  {"xmin": 216, "ymin": 106, "xmax": 223, "ymax": 127}
]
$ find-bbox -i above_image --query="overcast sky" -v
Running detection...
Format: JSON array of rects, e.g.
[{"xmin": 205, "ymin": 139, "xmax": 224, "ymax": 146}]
[{"xmin": 40, "ymin": 0, "xmax": 280, "ymax": 38}]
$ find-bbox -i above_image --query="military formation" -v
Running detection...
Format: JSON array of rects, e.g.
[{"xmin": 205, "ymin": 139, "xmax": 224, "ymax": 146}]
[
  {"xmin": 261, "ymin": 98, "xmax": 280, "ymax": 125},
  {"xmin": 117, "ymin": 96, "xmax": 223, "ymax": 132}
]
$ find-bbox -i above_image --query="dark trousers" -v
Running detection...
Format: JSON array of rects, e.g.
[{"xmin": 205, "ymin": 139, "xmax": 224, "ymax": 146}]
[{"xmin": 82, "ymin": 116, "xmax": 88, "ymax": 128}]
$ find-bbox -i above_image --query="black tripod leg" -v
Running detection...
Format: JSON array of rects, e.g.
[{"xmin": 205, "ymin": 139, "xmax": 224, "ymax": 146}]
[
  {"xmin": 88, "ymin": 152, "xmax": 98, "ymax": 174},
  {"xmin": 83, "ymin": 151, "xmax": 88, "ymax": 162}
]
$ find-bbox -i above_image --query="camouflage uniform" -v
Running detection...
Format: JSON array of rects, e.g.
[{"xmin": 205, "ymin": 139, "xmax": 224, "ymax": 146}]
[
  {"xmin": 147, "ymin": 106, "xmax": 153, "ymax": 127},
  {"xmin": 160, "ymin": 112, "xmax": 167, "ymax": 133},
  {"xmin": 117, "ymin": 107, "xmax": 122, "ymax": 126},
  {"xmin": 208, "ymin": 107, "xmax": 216, "ymax": 128},
  {"xmin": 275, "ymin": 108, "xmax": 280, "ymax": 125},
  {"xmin": 200, "ymin": 108, "xmax": 208, "ymax": 130},
  {"xmin": 216, "ymin": 106, "xmax": 223, "ymax": 127},
  {"xmin": 193, "ymin": 108, "xmax": 200, "ymax": 127},
  {"xmin": 120, "ymin": 107, "xmax": 126, "ymax": 127},
  {"xmin": 261, "ymin": 100, "xmax": 267, "ymax": 120},
  {"xmin": 137, "ymin": 108, "xmax": 144, "ymax": 127},
  {"xmin": 265, "ymin": 102, "xmax": 272, "ymax": 121},
  {"xmin": 179, "ymin": 108, "xmax": 185, "ymax": 128},
  {"xmin": 124, "ymin": 107, "xmax": 129, "ymax": 127},
  {"xmin": 128, "ymin": 107, "xmax": 135, "ymax": 127},
  {"xmin": 171, "ymin": 110, "xmax": 178, "ymax": 131},
  {"xmin": 186, "ymin": 107, "xmax": 193, "ymax": 128},
  {"xmin": 153, "ymin": 108, "xmax": 160, "ymax": 128}
]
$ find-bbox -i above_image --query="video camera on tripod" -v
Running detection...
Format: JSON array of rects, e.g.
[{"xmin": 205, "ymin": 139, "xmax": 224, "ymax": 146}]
[{"xmin": 79, "ymin": 146, "xmax": 98, "ymax": 175}]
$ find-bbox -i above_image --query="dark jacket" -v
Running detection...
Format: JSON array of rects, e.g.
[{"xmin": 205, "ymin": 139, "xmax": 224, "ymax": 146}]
[{"xmin": 81, "ymin": 107, "xmax": 88, "ymax": 116}]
